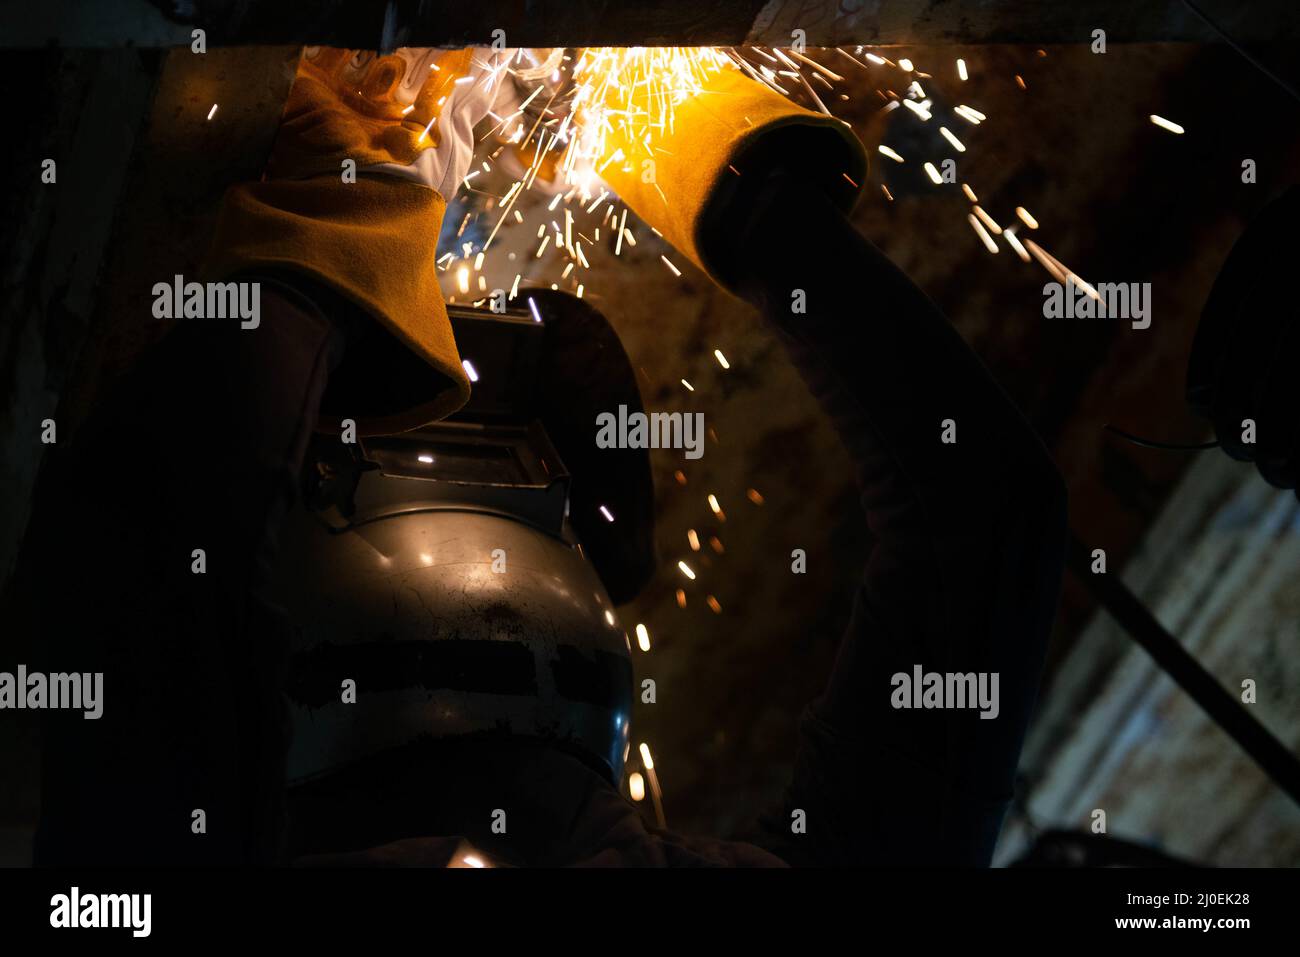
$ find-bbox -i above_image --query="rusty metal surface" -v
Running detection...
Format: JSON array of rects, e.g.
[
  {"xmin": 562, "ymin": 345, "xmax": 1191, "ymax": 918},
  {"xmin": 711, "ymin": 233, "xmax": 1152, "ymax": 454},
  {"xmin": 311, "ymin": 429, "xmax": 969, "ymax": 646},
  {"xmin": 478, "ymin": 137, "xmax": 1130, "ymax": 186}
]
[
  {"xmin": 6, "ymin": 0, "xmax": 1299, "ymax": 47},
  {"xmin": 59, "ymin": 44, "xmax": 300, "ymax": 436}
]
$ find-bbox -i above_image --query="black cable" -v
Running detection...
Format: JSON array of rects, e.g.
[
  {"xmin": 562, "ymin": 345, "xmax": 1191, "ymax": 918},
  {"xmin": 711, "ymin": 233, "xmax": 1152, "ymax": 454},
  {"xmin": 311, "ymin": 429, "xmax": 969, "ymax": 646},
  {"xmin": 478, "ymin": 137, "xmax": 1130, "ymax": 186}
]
[{"xmin": 1104, "ymin": 423, "xmax": 1219, "ymax": 451}]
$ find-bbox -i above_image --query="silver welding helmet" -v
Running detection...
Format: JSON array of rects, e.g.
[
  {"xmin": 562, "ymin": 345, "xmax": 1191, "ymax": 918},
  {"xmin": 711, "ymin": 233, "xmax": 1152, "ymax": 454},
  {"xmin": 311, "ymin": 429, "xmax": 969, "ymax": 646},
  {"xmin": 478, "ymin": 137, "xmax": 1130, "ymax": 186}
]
[{"xmin": 274, "ymin": 294, "xmax": 655, "ymax": 786}]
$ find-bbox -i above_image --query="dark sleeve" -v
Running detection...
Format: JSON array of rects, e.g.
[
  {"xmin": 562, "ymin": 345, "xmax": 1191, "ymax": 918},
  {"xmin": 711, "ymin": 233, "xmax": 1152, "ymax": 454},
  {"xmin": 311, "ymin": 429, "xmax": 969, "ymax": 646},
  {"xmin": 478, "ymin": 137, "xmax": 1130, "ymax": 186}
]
[
  {"xmin": 34, "ymin": 282, "xmax": 345, "ymax": 866},
  {"xmin": 735, "ymin": 179, "xmax": 1068, "ymax": 866}
]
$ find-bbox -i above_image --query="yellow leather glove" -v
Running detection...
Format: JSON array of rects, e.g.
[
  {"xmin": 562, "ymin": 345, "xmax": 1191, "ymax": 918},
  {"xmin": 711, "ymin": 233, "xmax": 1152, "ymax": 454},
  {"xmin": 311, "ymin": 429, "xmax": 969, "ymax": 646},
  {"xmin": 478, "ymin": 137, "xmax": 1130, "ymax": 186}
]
[
  {"xmin": 589, "ymin": 58, "xmax": 868, "ymax": 292},
  {"xmin": 206, "ymin": 47, "xmax": 510, "ymax": 431}
]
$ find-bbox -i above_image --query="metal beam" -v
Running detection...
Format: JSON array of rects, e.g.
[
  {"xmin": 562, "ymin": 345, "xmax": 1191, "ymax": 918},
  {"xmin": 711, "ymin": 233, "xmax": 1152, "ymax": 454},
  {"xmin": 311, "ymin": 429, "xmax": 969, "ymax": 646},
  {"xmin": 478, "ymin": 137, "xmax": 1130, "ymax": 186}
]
[
  {"xmin": 4, "ymin": 0, "xmax": 1298, "ymax": 48},
  {"xmin": 1067, "ymin": 534, "xmax": 1300, "ymax": 810}
]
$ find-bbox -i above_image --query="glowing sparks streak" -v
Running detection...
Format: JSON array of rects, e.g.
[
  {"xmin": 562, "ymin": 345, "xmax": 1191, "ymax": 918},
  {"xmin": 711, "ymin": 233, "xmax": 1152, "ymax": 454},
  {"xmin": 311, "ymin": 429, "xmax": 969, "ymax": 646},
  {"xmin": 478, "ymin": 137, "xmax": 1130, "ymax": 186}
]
[
  {"xmin": 902, "ymin": 98, "xmax": 932, "ymax": 121},
  {"xmin": 483, "ymin": 148, "xmax": 545, "ymax": 251},
  {"xmin": 1150, "ymin": 114, "xmax": 1185, "ymax": 134},
  {"xmin": 1002, "ymin": 227, "xmax": 1032, "ymax": 262},
  {"xmin": 972, "ymin": 205, "xmax": 1002, "ymax": 234},
  {"xmin": 834, "ymin": 47, "xmax": 870, "ymax": 71},
  {"xmin": 968, "ymin": 214, "xmax": 999, "ymax": 254},
  {"xmin": 638, "ymin": 743, "xmax": 666, "ymax": 827},
  {"xmin": 449, "ymin": 46, "xmax": 1082, "ymax": 482},
  {"xmin": 769, "ymin": 48, "xmax": 801, "ymax": 78},
  {"xmin": 614, "ymin": 208, "xmax": 628, "ymax": 255},
  {"xmin": 571, "ymin": 46, "xmax": 736, "ymax": 190},
  {"xmin": 725, "ymin": 48, "xmax": 787, "ymax": 95},
  {"xmin": 795, "ymin": 70, "xmax": 831, "ymax": 115},
  {"xmin": 1024, "ymin": 240, "xmax": 1100, "ymax": 304},
  {"xmin": 629, "ymin": 772, "xmax": 646, "ymax": 801},
  {"xmin": 787, "ymin": 49, "xmax": 844, "ymax": 82},
  {"xmin": 939, "ymin": 126, "xmax": 967, "ymax": 152},
  {"xmin": 1023, "ymin": 238, "xmax": 1066, "ymax": 283},
  {"xmin": 518, "ymin": 83, "xmax": 545, "ymax": 113}
]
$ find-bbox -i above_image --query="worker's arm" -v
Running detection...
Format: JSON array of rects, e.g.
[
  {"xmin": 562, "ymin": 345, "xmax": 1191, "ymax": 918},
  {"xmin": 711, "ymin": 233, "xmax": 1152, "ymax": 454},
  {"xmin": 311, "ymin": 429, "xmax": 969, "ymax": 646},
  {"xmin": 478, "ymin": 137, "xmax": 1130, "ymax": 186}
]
[
  {"xmin": 602, "ymin": 68, "xmax": 1067, "ymax": 865},
  {"xmin": 205, "ymin": 46, "xmax": 510, "ymax": 434},
  {"xmin": 739, "ymin": 176, "xmax": 1066, "ymax": 866}
]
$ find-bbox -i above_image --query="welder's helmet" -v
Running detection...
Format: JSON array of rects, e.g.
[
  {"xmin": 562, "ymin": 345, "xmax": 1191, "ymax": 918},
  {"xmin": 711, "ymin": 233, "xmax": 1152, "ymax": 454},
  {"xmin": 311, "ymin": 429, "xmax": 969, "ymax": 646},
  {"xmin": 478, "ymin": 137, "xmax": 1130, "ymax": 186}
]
[{"xmin": 273, "ymin": 292, "xmax": 655, "ymax": 786}]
